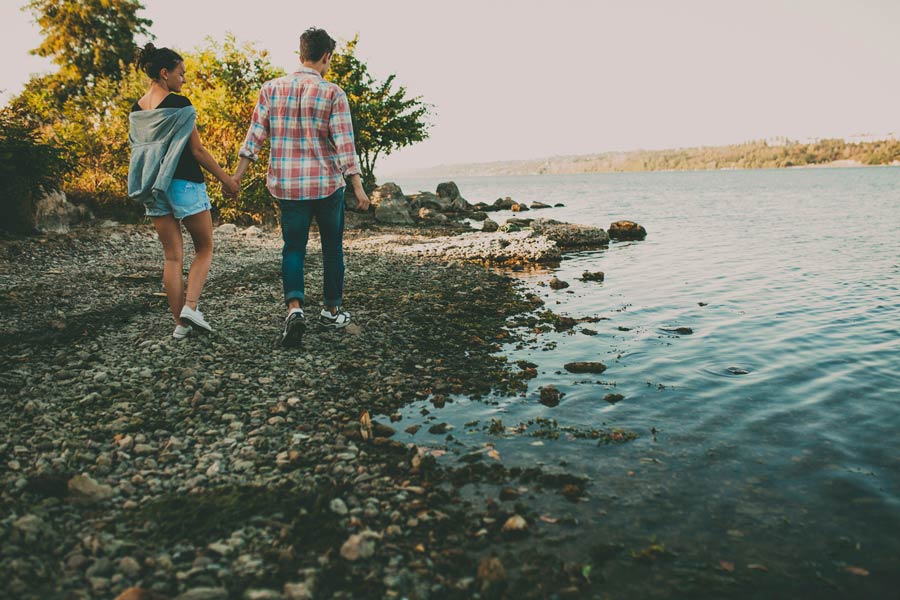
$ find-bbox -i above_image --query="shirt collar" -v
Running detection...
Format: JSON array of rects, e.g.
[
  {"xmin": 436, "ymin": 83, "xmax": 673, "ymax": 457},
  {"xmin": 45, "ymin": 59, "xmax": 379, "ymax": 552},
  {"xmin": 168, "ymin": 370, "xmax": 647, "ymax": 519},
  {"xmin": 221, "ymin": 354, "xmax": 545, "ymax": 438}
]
[{"xmin": 295, "ymin": 66, "xmax": 323, "ymax": 78}]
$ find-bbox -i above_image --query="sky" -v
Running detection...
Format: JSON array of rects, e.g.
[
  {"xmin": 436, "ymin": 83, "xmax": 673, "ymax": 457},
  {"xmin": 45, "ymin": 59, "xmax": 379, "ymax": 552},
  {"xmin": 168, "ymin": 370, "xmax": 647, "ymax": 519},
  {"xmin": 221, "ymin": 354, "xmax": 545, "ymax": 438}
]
[{"xmin": 3, "ymin": 0, "xmax": 900, "ymax": 174}]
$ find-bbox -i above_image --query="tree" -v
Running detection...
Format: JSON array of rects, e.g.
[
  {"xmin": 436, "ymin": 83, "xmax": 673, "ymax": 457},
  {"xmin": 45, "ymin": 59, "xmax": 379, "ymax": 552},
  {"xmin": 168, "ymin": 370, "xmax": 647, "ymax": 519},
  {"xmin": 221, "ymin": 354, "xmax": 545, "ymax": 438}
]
[
  {"xmin": 24, "ymin": 0, "xmax": 152, "ymax": 102},
  {"xmin": 327, "ymin": 36, "xmax": 430, "ymax": 190}
]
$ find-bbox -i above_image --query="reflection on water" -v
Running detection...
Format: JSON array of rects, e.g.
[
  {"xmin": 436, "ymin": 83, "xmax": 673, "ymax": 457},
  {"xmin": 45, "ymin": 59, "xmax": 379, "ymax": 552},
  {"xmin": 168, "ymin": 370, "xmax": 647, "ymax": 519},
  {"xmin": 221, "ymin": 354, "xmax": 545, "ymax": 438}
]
[{"xmin": 387, "ymin": 168, "xmax": 900, "ymax": 597}]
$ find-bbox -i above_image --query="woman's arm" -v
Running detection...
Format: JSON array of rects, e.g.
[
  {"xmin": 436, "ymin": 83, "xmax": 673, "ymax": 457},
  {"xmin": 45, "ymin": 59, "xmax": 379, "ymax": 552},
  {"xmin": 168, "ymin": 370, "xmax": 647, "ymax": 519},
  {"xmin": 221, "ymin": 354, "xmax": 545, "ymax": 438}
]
[{"xmin": 188, "ymin": 126, "xmax": 240, "ymax": 195}]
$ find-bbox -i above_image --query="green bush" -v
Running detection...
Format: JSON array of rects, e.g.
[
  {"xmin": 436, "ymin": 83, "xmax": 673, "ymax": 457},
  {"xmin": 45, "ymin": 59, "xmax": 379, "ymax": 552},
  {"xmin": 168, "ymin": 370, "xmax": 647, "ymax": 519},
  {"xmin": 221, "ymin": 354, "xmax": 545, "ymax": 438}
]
[{"xmin": 0, "ymin": 106, "xmax": 70, "ymax": 233}]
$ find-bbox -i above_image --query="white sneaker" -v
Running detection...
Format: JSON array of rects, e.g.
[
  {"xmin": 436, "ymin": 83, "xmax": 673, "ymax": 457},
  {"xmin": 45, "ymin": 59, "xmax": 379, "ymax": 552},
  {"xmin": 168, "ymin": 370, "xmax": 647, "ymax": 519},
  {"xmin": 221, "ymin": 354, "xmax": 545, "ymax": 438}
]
[
  {"xmin": 318, "ymin": 307, "xmax": 351, "ymax": 329},
  {"xmin": 173, "ymin": 324, "xmax": 192, "ymax": 339},
  {"xmin": 180, "ymin": 305, "xmax": 212, "ymax": 332}
]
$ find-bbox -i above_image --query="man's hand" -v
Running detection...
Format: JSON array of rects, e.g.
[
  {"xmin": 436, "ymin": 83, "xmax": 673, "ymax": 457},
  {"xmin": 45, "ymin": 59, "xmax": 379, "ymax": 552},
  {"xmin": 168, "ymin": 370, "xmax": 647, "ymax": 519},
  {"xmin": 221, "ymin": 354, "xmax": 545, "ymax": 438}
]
[{"xmin": 353, "ymin": 186, "xmax": 370, "ymax": 211}]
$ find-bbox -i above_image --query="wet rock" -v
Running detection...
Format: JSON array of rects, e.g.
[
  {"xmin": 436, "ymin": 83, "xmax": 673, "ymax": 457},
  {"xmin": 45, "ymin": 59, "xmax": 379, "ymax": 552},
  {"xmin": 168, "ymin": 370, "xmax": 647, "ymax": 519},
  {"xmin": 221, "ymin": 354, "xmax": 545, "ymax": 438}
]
[
  {"xmin": 531, "ymin": 218, "xmax": 610, "ymax": 248},
  {"xmin": 564, "ymin": 362, "xmax": 607, "ymax": 374},
  {"xmin": 407, "ymin": 191, "xmax": 449, "ymax": 211},
  {"xmin": 539, "ymin": 385, "xmax": 563, "ymax": 407},
  {"xmin": 493, "ymin": 197, "xmax": 516, "ymax": 210},
  {"xmin": 580, "ymin": 271, "xmax": 605, "ymax": 282},
  {"xmin": 531, "ymin": 201, "xmax": 552, "ymax": 209},
  {"xmin": 603, "ymin": 393, "xmax": 624, "ymax": 404},
  {"xmin": 608, "ymin": 220, "xmax": 647, "ymax": 241},
  {"xmin": 505, "ymin": 218, "xmax": 533, "ymax": 228},
  {"xmin": 481, "ymin": 219, "xmax": 499, "ymax": 232},
  {"xmin": 470, "ymin": 211, "xmax": 488, "ymax": 221},
  {"xmin": 428, "ymin": 423, "xmax": 450, "ymax": 435},
  {"xmin": 549, "ymin": 277, "xmax": 569, "ymax": 290},
  {"xmin": 372, "ymin": 421, "xmax": 396, "ymax": 438},
  {"xmin": 728, "ymin": 367, "xmax": 750, "ymax": 375},
  {"xmin": 68, "ymin": 474, "xmax": 114, "ymax": 504}
]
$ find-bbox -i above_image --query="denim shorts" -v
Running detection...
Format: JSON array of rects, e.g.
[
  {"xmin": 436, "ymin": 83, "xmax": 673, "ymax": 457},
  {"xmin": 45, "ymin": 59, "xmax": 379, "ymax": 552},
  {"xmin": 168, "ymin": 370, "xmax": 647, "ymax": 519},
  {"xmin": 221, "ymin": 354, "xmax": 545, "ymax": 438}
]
[{"xmin": 145, "ymin": 179, "xmax": 211, "ymax": 220}]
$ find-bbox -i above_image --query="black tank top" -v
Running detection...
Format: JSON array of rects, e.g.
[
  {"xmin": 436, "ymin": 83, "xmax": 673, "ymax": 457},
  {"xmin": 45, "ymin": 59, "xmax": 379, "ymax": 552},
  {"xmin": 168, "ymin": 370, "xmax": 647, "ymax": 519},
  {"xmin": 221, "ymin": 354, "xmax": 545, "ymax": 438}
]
[{"xmin": 131, "ymin": 93, "xmax": 204, "ymax": 183}]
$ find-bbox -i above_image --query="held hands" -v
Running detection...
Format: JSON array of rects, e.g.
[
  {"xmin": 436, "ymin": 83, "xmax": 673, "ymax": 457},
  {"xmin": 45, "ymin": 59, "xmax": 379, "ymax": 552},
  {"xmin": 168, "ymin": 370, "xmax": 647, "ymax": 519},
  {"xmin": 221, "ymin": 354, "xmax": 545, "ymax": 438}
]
[{"xmin": 222, "ymin": 175, "xmax": 240, "ymax": 198}]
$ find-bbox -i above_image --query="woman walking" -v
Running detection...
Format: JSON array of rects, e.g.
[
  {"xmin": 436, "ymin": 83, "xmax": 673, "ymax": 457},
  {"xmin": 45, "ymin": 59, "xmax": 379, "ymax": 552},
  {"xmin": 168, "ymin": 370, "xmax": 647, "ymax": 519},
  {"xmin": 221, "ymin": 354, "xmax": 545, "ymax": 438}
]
[{"xmin": 128, "ymin": 43, "xmax": 239, "ymax": 339}]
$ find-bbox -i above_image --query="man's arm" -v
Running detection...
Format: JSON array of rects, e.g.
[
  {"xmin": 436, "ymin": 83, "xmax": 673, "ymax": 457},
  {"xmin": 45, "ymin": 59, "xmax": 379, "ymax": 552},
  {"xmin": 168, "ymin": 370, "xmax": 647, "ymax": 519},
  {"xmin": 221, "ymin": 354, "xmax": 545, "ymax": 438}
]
[
  {"xmin": 329, "ymin": 90, "xmax": 369, "ymax": 211},
  {"xmin": 234, "ymin": 87, "xmax": 271, "ymax": 186}
]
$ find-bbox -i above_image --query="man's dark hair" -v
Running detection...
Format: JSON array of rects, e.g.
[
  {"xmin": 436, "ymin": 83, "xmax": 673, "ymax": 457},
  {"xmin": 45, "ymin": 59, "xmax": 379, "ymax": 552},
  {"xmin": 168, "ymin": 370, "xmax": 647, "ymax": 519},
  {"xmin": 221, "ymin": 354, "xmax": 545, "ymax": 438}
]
[{"xmin": 300, "ymin": 28, "xmax": 337, "ymax": 62}]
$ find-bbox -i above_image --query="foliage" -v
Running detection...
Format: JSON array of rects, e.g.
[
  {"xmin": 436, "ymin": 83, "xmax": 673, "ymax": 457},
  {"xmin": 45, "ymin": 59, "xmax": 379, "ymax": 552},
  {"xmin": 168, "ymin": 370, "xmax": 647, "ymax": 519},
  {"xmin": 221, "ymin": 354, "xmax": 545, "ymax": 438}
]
[
  {"xmin": 185, "ymin": 35, "xmax": 285, "ymax": 224},
  {"xmin": 10, "ymin": 36, "xmax": 283, "ymax": 223},
  {"xmin": 24, "ymin": 0, "xmax": 152, "ymax": 104},
  {"xmin": 0, "ymin": 106, "xmax": 70, "ymax": 232},
  {"xmin": 328, "ymin": 36, "xmax": 430, "ymax": 190}
]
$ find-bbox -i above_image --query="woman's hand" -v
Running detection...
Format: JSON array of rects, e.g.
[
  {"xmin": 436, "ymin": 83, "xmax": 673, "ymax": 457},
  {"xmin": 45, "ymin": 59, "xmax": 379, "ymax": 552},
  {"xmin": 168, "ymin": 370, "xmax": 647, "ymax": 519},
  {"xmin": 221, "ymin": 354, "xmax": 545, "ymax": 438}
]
[{"xmin": 222, "ymin": 176, "xmax": 240, "ymax": 197}]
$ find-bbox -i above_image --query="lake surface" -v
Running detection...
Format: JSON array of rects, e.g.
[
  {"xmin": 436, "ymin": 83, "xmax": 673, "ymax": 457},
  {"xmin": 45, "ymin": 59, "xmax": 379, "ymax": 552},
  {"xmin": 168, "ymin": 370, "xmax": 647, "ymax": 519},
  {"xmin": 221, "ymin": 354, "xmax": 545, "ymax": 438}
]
[{"xmin": 388, "ymin": 168, "xmax": 900, "ymax": 597}]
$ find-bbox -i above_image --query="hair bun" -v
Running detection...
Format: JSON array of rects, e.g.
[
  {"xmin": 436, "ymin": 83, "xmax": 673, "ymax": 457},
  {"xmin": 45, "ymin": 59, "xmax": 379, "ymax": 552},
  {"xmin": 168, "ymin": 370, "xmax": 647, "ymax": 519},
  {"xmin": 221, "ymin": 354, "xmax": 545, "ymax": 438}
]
[{"xmin": 143, "ymin": 42, "xmax": 157, "ymax": 53}]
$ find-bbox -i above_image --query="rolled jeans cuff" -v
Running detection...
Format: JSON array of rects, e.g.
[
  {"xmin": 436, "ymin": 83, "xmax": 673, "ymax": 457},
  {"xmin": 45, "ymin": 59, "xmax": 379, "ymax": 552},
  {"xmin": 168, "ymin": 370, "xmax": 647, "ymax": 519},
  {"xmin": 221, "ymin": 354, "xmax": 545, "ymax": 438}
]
[{"xmin": 285, "ymin": 291, "xmax": 304, "ymax": 306}]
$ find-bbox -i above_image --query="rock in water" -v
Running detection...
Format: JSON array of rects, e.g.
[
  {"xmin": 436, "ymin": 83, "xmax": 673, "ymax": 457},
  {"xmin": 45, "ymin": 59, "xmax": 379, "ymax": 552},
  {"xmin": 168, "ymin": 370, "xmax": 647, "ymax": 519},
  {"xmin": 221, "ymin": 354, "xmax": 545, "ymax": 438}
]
[
  {"xmin": 580, "ymin": 271, "xmax": 605, "ymax": 282},
  {"xmin": 564, "ymin": 362, "xmax": 607, "ymax": 374},
  {"xmin": 482, "ymin": 218, "xmax": 499, "ymax": 232},
  {"xmin": 608, "ymin": 220, "xmax": 647, "ymax": 241},
  {"xmin": 604, "ymin": 393, "xmax": 624, "ymax": 404},
  {"xmin": 531, "ymin": 218, "xmax": 610, "ymax": 248},
  {"xmin": 549, "ymin": 276, "xmax": 569, "ymax": 290},
  {"xmin": 539, "ymin": 385, "xmax": 563, "ymax": 407}
]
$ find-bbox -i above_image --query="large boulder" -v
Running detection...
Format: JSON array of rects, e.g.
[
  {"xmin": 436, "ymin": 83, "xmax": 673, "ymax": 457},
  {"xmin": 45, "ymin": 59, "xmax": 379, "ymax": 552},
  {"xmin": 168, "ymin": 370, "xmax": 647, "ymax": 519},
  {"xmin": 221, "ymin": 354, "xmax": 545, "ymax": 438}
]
[
  {"xmin": 608, "ymin": 220, "xmax": 647, "ymax": 241},
  {"xmin": 371, "ymin": 182, "xmax": 413, "ymax": 224},
  {"xmin": 33, "ymin": 190, "xmax": 90, "ymax": 234},
  {"xmin": 369, "ymin": 182, "xmax": 405, "ymax": 208},
  {"xmin": 407, "ymin": 191, "xmax": 451, "ymax": 212},
  {"xmin": 435, "ymin": 181, "xmax": 471, "ymax": 212},
  {"xmin": 436, "ymin": 181, "xmax": 461, "ymax": 200},
  {"xmin": 374, "ymin": 197, "xmax": 413, "ymax": 224},
  {"xmin": 417, "ymin": 207, "xmax": 448, "ymax": 223},
  {"xmin": 531, "ymin": 218, "xmax": 609, "ymax": 248}
]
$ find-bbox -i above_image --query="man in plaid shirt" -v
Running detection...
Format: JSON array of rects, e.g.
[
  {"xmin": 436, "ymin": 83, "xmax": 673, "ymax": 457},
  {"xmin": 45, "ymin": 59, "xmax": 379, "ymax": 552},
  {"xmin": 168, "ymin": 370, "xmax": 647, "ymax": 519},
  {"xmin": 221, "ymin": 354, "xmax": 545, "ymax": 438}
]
[{"xmin": 234, "ymin": 27, "xmax": 370, "ymax": 347}]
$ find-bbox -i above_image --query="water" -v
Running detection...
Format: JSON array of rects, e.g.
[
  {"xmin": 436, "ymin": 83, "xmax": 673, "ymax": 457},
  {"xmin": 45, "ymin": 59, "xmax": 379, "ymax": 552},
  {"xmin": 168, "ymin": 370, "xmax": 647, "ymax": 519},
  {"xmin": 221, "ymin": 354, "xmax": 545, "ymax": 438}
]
[{"xmin": 389, "ymin": 168, "xmax": 900, "ymax": 596}]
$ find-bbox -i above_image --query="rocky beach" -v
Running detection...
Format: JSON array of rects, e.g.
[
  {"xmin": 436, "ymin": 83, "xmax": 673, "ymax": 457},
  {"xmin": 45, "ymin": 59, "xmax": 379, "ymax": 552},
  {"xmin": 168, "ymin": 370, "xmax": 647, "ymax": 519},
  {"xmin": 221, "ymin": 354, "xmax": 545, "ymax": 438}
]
[{"xmin": 0, "ymin": 185, "xmax": 635, "ymax": 600}]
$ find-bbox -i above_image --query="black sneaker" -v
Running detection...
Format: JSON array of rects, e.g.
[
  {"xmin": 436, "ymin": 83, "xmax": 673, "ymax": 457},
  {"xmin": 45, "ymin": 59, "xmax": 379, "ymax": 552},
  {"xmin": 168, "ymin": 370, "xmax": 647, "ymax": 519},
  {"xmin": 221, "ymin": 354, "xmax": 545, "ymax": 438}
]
[
  {"xmin": 281, "ymin": 308, "xmax": 305, "ymax": 347},
  {"xmin": 318, "ymin": 308, "xmax": 351, "ymax": 329}
]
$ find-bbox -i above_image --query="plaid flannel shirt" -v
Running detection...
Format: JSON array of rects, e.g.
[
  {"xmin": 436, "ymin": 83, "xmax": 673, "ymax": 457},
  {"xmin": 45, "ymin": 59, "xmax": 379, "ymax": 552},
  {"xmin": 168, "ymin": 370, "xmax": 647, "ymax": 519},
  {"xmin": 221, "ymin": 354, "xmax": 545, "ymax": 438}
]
[{"xmin": 239, "ymin": 67, "xmax": 360, "ymax": 200}]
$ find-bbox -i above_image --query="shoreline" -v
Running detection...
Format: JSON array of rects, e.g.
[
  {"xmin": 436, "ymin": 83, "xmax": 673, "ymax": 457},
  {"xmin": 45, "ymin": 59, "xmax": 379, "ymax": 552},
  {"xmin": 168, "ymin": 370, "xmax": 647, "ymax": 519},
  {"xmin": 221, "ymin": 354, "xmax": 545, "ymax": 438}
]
[{"xmin": 0, "ymin": 221, "xmax": 605, "ymax": 599}]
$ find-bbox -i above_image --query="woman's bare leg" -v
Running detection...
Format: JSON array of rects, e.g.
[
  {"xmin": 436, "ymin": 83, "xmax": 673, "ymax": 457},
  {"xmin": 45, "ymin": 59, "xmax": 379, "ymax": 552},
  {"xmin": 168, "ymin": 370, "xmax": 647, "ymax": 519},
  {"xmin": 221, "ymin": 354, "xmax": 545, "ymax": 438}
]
[
  {"xmin": 182, "ymin": 210, "xmax": 213, "ymax": 309},
  {"xmin": 151, "ymin": 215, "xmax": 185, "ymax": 324}
]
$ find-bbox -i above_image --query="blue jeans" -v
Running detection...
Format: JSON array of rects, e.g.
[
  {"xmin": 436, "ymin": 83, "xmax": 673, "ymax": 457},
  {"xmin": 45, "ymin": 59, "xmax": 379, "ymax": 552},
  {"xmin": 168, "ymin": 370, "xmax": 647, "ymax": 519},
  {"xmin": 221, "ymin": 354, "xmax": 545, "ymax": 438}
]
[{"xmin": 279, "ymin": 188, "xmax": 345, "ymax": 307}]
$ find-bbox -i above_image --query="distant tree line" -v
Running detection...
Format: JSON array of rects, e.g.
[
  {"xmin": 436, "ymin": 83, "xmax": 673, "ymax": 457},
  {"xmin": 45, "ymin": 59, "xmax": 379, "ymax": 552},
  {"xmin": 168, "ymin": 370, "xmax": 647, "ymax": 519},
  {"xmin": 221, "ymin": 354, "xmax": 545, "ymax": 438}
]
[
  {"xmin": 2, "ymin": 0, "xmax": 429, "ymax": 229},
  {"xmin": 420, "ymin": 139, "xmax": 900, "ymax": 178}
]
